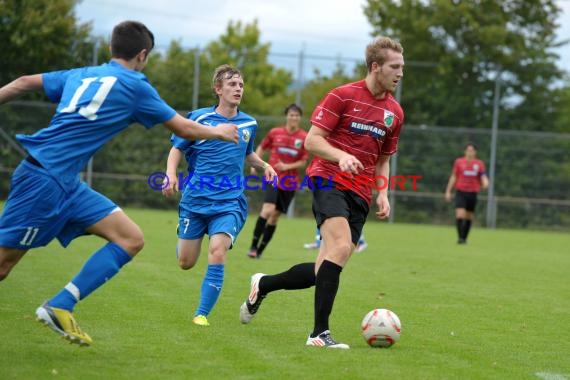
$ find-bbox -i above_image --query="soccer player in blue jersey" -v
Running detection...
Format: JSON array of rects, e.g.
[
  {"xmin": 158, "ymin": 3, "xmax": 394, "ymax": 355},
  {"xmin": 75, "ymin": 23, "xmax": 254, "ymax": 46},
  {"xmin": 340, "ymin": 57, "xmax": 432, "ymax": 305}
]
[
  {"xmin": 0, "ymin": 21, "xmax": 238, "ymax": 346},
  {"xmin": 162, "ymin": 64, "xmax": 277, "ymax": 326}
]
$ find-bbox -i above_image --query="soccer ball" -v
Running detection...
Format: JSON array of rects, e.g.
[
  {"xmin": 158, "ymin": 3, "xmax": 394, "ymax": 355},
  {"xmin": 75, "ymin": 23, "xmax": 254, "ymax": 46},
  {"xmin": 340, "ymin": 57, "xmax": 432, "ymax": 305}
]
[{"xmin": 361, "ymin": 308, "xmax": 402, "ymax": 347}]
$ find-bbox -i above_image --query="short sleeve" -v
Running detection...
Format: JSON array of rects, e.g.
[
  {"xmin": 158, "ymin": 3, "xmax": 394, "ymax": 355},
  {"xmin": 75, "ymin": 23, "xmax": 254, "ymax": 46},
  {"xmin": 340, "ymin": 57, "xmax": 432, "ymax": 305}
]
[
  {"xmin": 479, "ymin": 160, "xmax": 487, "ymax": 175},
  {"xmin": 171, "ymin": 134, "xmax": 192, "ymax": 151},
  {"xmin": 133, "ymin": 81, "xmax": 177, "ymax": 129},
  {"xmin": 260, "ymin": 129, "xmax": 274, "ymax": 150},
  {"xmin": 452, "ymin": 159, "xmax": 461, "ymax": 176},
  {"xmin": 247, "ymin": 126, "xmax": 256, "ymax": 155},
  {"xmin": 380, "ymin": 119, "xmax": 403, "ymax": 155},
  {"xmin": 310, "ymin": 88, "xmax": 345, "ymax": 132},
  {"xmin": 42, "ymin": 70, "xmax": 71, "ymax": 103}
]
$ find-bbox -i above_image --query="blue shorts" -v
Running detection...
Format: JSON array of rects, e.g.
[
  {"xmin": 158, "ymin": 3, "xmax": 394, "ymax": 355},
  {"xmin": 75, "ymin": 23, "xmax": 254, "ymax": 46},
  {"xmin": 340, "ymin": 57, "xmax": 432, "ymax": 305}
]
[
  {"xmin": 0, "ymin": 160, "xmax": 118, "ymax": 249},
  {"xmin": 177, "ymin": 197, "xmax": 247, "ymax": 247}
]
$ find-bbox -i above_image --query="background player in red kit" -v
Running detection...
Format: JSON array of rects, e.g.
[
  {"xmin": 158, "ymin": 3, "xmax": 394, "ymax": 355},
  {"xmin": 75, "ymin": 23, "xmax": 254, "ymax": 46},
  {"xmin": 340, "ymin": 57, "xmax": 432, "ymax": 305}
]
[
  {"xmin": 445, "ymin": 142, "xmax": 489, "ymax": 244},
  {"xmin": 247, "ymin": 103, "xmax": 308, "ymax": 259},
  {"xmin": 239, "ymin": 36, "xmax": 405, "ymax": 349}
]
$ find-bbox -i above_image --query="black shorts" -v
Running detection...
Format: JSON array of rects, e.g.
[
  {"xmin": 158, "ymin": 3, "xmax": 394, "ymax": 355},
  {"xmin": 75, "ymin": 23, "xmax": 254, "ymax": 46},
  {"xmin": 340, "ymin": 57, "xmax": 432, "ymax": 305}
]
[
  {"xmin": 263, "ymin": 186, "xmax": 296, "ymax": 213},
  {"xmin": 455, "ymin": 190, "xmax": 478, "ymax": 212},
  {"xmin": 311, "ymin": 177, "xmax": 369, "ymax": 245}
]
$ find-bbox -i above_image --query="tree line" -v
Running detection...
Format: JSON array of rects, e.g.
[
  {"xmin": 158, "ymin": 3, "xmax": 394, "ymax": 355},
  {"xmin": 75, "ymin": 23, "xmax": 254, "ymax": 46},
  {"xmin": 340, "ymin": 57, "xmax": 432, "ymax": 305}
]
[
  {"xmin": 1, "ymin": 0, "xmax": 569, "ymax": 131},
  {"xmin": 1, "ymin": 0, "xmax": 569, "ymax": 230}
]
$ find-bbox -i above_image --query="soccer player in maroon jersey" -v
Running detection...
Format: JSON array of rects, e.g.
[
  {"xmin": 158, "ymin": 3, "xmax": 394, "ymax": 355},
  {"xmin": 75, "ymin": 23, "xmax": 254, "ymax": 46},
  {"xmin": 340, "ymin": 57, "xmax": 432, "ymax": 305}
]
[
  {"xmin": 445, "ymin": 142, "xmax": 489, "ymax": 244},
  {"xmin": 247, "ymin": 103, "xmax": 308, "ymax": 259},
  {"xmin": 239, "ymin": 36, "xmax": 405, "ymax": 349}
]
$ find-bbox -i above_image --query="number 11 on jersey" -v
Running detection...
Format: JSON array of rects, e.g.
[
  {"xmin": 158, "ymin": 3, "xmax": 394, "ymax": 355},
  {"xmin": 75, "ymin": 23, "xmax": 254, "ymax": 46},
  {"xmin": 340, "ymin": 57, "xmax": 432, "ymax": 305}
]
[{"xmin": 60, "ymin": 76, "xmax": 117, "ymax": 121}]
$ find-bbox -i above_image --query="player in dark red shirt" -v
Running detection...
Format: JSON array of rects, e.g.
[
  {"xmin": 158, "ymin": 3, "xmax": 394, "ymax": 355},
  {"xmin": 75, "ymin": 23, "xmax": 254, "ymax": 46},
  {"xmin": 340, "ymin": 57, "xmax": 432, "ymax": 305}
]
[
  {"xmin": 239, "ymin": 36, "xmax": 405, "ymax": 349},
  {"xmin": 247, "ymin": 104, "xmax": 308, "ymax": 259},
  {"xmin": 445, "ymin": 142, "xmax": 489, "ymax": 244}
]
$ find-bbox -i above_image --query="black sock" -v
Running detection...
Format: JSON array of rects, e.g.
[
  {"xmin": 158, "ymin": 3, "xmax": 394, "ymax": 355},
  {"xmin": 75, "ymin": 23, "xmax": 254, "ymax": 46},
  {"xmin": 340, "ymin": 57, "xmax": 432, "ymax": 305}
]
[
  {"xmin": 250, "ymin": 217, "xmax": 267, "ymax": 249},
  {"xmin": 258, "ymin": 262, "xmax": 315, "ymax": 295},
  {"xmin": 455, "ymin": 218, "xmax": 465, "ymax": 239},
  {"xmin": 257, "ymin": 224, "xmax": 276, "ymax": 256},
  {"xmin": 312, "ymin": 260, "xmax": 343, "ymax": 337},
  {"xmin": 456, "ymin": 218, "xmax": 464, "ymax": 239},
  {"xmin": 463, "ymin": 219, "xmax": 472, "ymax": 240}
]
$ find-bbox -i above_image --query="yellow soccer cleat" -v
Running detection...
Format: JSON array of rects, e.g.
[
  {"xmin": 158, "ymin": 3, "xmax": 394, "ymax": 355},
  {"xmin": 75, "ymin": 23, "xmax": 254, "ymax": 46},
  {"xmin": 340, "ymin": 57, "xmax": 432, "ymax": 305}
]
[
  {"xmin": 192, "ymin": 314, "xmax": 210, "ymax": 326},
  {"xmin": 36, "ymin": 302, "xmax": 92, "ymax": 346}
]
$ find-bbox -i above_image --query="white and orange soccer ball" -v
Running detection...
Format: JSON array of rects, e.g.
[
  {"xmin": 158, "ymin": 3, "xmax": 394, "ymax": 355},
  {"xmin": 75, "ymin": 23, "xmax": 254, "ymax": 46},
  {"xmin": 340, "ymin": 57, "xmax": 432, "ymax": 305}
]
[{"xmin": 361, "ymin": 308, "xmax": 402, "ymax": 347}]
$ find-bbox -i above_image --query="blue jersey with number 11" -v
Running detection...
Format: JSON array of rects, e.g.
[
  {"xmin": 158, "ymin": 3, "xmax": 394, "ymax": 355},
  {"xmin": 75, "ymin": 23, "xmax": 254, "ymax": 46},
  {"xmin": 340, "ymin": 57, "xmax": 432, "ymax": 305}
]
[{"xmin": 16, "ymin": 60, "xmax": 176, "ymax": 191}]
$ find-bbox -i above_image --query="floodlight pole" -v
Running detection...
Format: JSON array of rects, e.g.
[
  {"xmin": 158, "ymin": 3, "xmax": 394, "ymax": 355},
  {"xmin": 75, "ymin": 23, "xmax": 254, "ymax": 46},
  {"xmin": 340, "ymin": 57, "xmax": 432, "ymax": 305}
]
[{"xmin": 486, "ymin": 72, "xmax": 501, "ymax": 229}]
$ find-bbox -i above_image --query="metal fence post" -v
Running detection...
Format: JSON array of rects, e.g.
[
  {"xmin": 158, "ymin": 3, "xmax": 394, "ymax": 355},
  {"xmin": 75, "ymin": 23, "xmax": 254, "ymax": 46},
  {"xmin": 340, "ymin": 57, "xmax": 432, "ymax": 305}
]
[
  {"xmin": 388, "ymin": 81, "xmax": 403, "ymax": 223},
  {"xmin": 486, "ymin": 72, "xmax": 501, "ymax": 229}
]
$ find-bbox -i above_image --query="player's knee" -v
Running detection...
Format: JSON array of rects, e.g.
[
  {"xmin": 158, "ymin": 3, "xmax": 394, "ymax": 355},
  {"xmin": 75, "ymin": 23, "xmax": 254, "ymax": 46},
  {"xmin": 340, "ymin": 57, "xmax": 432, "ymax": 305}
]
[
  {"xmin": 261, "ymin": 204, "xmax": 276, "ymax": 218},
  {"xmin": 178, "ymin": 257, "xmax": 196, "ymax": 270},
  {"xmin": 332, "ymin": 242, "xmax": 353, "ymax": 259},
  {"xmin": 208, "ymin": 247, "xmax": 226, "ymax": 263},
  {"xmin": 267, "ymin": 212, "xmax": 281, "ymax": 224},
  {"xmin": 119, "ymin": 233, "xmax": 145, "ymax": 256}
]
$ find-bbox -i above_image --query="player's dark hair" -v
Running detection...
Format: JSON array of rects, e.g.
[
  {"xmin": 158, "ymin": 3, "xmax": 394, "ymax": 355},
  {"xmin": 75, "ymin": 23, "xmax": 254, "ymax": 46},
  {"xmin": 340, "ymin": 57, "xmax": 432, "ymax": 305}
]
[
  {"xmin": 111, "ymin": 21, "xmax": 155, "ymax": 60},
  {"xmin": 284, "ymin": 103, "xmax": 303, "ymax": 116},
  {"xmin": 212, "ymin": 64, "xmax": 242, "ymax": 97},
  {"xmin": 465, "ymin": 142, "xmax": 477, "ymax": 150}
]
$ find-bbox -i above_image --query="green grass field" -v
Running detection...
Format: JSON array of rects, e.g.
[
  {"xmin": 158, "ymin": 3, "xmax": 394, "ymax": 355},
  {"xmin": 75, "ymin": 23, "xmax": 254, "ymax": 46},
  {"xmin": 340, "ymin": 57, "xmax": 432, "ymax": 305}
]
[{"xmin": 1, "ymin": 208, "xmax": 569, "ymax": 380}]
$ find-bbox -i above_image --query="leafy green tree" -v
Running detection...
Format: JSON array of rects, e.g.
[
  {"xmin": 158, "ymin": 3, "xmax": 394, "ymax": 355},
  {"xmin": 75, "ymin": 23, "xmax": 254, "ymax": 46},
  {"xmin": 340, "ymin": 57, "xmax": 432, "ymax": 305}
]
[
  {"xmin": 552, "ymin": 77, "xmax": 570, "ymax": 133},
  {"xmin": 0, "ymin": 0, "xmax": 94, "ymax": 86},
  {"xmin": 144, "ymin": 41, "xmax": 198, "ymax": 110},
  {"xmin": 364, "ymin": 0, "xmax": 567, "ymax": 132},
  {"xmin": 197, "ymin": 20, "xmax": 294, "ymax": 115},
  {"xmin": 300, "ymin": 62, "xmax": 361, "ymax": 119}
]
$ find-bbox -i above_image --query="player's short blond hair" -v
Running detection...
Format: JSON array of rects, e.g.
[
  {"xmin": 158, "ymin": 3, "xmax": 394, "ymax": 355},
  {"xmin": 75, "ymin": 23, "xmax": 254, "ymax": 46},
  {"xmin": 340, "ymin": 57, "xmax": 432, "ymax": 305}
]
[
  {"xmin": 212, "ymin": 64, "xmax": 242, "ymax": 97},
  {"xmin": 365, "ymin": 37, "xmax": 404, "ymax": 72}
]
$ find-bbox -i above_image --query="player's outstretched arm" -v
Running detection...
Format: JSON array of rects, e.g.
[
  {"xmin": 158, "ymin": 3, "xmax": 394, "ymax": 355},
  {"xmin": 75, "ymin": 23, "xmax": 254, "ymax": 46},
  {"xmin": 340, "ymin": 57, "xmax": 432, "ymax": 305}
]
[
  {"xmin": 164, "ymin": 113, "xmax": 239, "ymax": 143},
  {"xmin": 0, "ymin": 74, "xmax": 43, "ymax": 105}
]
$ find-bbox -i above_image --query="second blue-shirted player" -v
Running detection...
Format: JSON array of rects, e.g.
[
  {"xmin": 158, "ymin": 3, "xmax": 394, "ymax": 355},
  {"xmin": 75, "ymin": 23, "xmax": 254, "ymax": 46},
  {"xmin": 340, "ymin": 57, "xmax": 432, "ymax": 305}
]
[
  {"xmin": 163, "ymin": 65, "xmax": 277, "ymax": 326},
  {"xmin": 0, "ymin": 21, "xmax": 239, "ymax": 346}
]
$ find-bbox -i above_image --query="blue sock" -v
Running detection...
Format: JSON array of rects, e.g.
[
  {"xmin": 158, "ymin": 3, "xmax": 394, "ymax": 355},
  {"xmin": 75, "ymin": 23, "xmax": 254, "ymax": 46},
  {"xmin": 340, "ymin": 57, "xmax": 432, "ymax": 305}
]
[
  {"xmin": 195, "ymin": 264, "xmax": 225, "ymax": 317},
  {"xmin": 48, "ymin": 242, "xmax": 132, "ymax": 312}
]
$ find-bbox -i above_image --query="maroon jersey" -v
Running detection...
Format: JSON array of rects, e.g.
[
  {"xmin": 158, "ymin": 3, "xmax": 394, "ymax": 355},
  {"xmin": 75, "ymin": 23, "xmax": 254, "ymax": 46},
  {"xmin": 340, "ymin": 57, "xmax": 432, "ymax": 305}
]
[
  {"xmin": 306, "ymin": 80, "xmax": 404, "ymax": 204},
  {"xmin": 453, "ymin": 157, "xmax": 486, "ymax": 192},
  {"xmin": 260, "ymin": 126, "xmax": 308, "ymax": 190}
]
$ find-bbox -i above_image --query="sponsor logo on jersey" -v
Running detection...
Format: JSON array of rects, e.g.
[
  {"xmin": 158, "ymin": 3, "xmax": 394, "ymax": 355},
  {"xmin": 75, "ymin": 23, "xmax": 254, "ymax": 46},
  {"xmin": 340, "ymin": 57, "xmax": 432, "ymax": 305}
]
[
  {"xmin": 349, "ymin": 122, "xmax": 386, "ymax": 139},
  {"xmin": 277, "ymin": 147, "xmax": 299, "ymax": 157}
]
